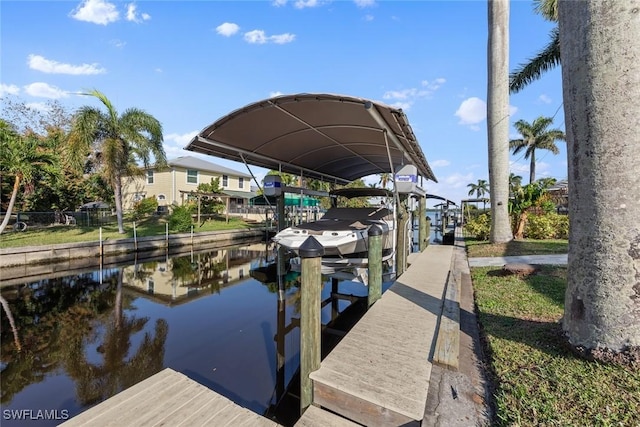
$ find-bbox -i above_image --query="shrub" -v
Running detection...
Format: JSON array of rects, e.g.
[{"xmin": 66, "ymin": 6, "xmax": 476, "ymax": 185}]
[
  {"xmin": 132, "ymin": 196, "xmax": 158, "ymax": 221},
  {"xmin": 525, "ymin": 213, "xmax": 569, "ymax": 239},
  {"xmin": 464, "ymin": 213, "xmax": 491, "ymax": 240},
  {"xmin": 168, "ymin": 205, "xmax": 193, "ymax": 233}
]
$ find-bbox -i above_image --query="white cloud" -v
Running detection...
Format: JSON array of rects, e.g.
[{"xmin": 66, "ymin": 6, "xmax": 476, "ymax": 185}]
[
  {"xmin": 381, "ymin": 78, "xmax": 446, "ymax": 110},
  {"xmin": 24, "ymin": 82, "xmax": 69, "ymax": 99},
  {"xmin": 294, "ymin": 0, "xmax": 321, "ymax": 8},
  {"xmin": 383, "ymin": 88, "xmax": 424, "ymax": 100},
  {"xmin": 509, "ymin": 105, "xmax": 518, "ymax": 116},
  {"xmin": 455, "ymin": 97, "xmax": 486, "ymax": 127},
  {"xmin": 363, "ymin": 14, "xmax": 374, "ymax": 21},
  {"xmin": 244, "ymin": 30, "xmax": 295, "ymax": 44},
  {"xmin": 28, "ymin": 54, "xmax": 106, "ymax": 75},
  {"xmin": 421, "ymin": 78, "xmax": 446, "ymax": 91},
  {"xmin": 110, "ymin": 39, "xmax": 126, "ymax": 48},
  {"xmin": 538, "ymin": 94, "xmax": 552, "ymax": 104},
  {"xmin": 25, "ymin": 102, "xmax": 50, "ymax": 112},
  {"xmin": 354, "ymin": 0, "xmax": 376, "ymax": 7},
  {"xmin": 70, "ymin": 0, "xmax": 119, "ymax": 25},
  {"xmin": 126, "ymin": 3, "xmax": 151, "ymax": 23},
  {"xmin": 216, "ymin": 22, "xmax": 240, "ymax": 37},
  {"xmin": 272, "ymin": 0, "xmax": 288, "ymax": 6},
  {"xmin": 244, "ymin": 30, "xmax": 268, "ymax": 44},
  {"xmin": 165, "ymin": 131, "xmax": 199, "ymax": 147},
  {"xmin": 431, "ymin": 159, "xmax": 451, "ymax": 167},
  {"xmin": 389, "ymin": 101, "xmax": 411, "ymax": 111},
  {"xmin": 0, "ymin": 83, "xmax": 20, "ymax": 96},
  {"xmin": 271, "ymin": 33, "xmax": 296, "ymax": 44},
  {"xmin": 270, "ymin": 91, "xmax": 284, "ymax": 97}
]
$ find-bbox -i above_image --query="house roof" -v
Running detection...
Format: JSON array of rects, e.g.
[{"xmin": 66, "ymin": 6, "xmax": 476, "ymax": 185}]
[
  {"xmin": 185, "ymin": 93, "xmax": 437, "ymax": 184},
  {"xmin": 168, "ymin": 156, "xmax": 251, "ymax": 178}
]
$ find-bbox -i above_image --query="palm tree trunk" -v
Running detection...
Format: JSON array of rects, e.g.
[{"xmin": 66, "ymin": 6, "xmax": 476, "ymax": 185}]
[
  {"xmin": 113, "ymin": 175, "xmax": 125, "ymax": 234},
  {"xmin": 0, "ymin": 295, "xmax": 22, "ymax": 351},
  {"xmin": 559, "ymin": 0, "xmax": 640, "ymax": 351},
  {"xmin": 487, "ymin": 0, "xmax": 513, "ymax": 243},
  {"xmin": 529, "ymin": 151, "xmax": 536, "ymax": 184},
  {"xmin": 0, "ymin": 176, "xmax": 21, "ymax": 234}
]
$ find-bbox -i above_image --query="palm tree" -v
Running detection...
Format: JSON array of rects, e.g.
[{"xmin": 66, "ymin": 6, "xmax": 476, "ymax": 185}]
[
  {"xmin": 467, "ymin": 179, "xmax": 489, "ymax": 199},
  {"xmin": 378, "ymin": 173, "xmax": 392, "ymax": 189},
  {"xmin": 509, "ymin": 173, "xmax": 523, "ymax": 195},
  {"xmin": 0, "ymin": 120, "xmax": 58, "ymax": 234},
  {"xmin": 559, "ymin": 1, "xmax": 640, "ymax": 352},
  {"xmin": 68, "ymin": 90, "xmax": 166, "ymax": 234},
  {"xmin": 510, "ymin": 116, "xmax": 565, "ymax": 184},
  {"xmin": 510, "ymin": 0, "xmax": 560, "ymax": 93},
  {"xmin": 467, "ymin": 179, "xmax": 489, "ymax": 210}
]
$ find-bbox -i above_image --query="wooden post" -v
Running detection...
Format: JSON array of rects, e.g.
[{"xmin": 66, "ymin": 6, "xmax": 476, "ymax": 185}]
[
  {"xmin": 299, "ymin": 236, "xmax": 324, "ymax": 414},
  {"xmin": 368, "ymin": 225, "xmax": 383, "ymax": 307},
  {"xmin": 396, "ymin": 197, "xmax": 409, "ymax": 276},
  {"xmin": 165, "ymin": 223, "xmax": 169, "ymax": 249},
  {"xmin": 277, "ymin": 195, "xmax": 286, "ymax": 231},
  {"xmin": 419, "ymin": 196, "xmax": 427, "ymax": 251},
  {"xmin": 331, "ymin": 278, "xmax": 340, "ymax": 321}
]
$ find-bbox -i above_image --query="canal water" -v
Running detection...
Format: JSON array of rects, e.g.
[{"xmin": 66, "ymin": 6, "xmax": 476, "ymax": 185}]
[{"xmin": 0, "ymin": 241, "xmax": 393, "ymax": 426}]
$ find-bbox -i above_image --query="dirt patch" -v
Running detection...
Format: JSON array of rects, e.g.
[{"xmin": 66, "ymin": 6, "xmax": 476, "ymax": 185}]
[{"xmin": 572, "ymin": 345, "xmax": 640, "ymax": 371}]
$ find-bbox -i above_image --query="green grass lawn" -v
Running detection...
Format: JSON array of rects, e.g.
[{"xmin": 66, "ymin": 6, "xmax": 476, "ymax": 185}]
[
  {"xmin": 0, "ymin": 216, "xmax": 260, "ymax": 249},
  {"xmin": 466, "ymin": 238, "xmax": 568, "ymax": 258},
  {"xmin": 472, "ymin": 265, "xmax": 640, "ymax": 426}
]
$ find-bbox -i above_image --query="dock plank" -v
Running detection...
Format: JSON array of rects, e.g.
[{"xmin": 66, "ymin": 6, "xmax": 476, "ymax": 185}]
[
  {"xmin": 433, "ymin": 269, "xmax": 460, "ymax": 370},
  {"xmin": 310, "ymin": 245, "xmax": 453, "ymax": 426},
  {"xmin": 295, "ymin": 405, "xmax": 359, "ymax": 426},
  {"xmin": 59, "ymin": 368, "xmax": 279, "ymax": 427}
]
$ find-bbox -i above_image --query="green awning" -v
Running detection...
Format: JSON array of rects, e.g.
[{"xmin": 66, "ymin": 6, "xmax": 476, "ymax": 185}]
[{"xmin": 250, "ymin": 194, "xmax": 319, "ymax": 207}]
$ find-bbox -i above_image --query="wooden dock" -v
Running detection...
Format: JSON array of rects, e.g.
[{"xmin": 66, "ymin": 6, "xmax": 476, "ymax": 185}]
[
  {"xmin": 60, "ymin": 368, "xmax": 278, "ymax": 427},
  {"xmin": 309, "ymin": 244, "xmax": 455, "ymax": 426}
]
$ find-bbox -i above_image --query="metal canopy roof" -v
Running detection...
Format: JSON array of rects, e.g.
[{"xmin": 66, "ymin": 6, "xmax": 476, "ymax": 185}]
[{"xmin": 185, "ymin": 93, "xmax": 437, "ymax": 185}]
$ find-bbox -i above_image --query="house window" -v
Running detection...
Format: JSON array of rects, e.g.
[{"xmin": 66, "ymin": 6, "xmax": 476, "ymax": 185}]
[
  {"xmin": 147, "ymin": 170, "xmax": 154, "ymax": 184},
  {"xmin": 238, "ymin": 177, "xmax": 244, "ymax": 189},
  {"xmin": 133, "ymin": 193, "xmax": 145, "ymax": 202},
  {"xmin": 157, "ymin": 194, "xmax": 166, "ymax": 201},
  {"xmin": 222, "ymin": 175, "xmax": 228, "ymax": 187},
  {"xmin": 187, "ymin": 169, "xmax": 198, "ymax": 184}
]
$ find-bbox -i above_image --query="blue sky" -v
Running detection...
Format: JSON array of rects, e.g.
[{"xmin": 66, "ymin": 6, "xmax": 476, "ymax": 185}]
[{"xmin": 1, "ymin": 0, "xmax": 565, "ymax": 207}]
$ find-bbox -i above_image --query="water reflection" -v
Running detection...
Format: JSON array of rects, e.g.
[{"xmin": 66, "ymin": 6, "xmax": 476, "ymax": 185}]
[{"xmin": 1, "ymin": 241, "xmax": 381, "ymax": 426}]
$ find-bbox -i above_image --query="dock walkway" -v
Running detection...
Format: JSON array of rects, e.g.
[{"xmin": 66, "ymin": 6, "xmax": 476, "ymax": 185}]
[
  {"xmin": 59, "ymin": 368, "xmax": 278, "ymax": 427},
  {"xmin": 309, "ymin": 244, "xmax": 454, "ymax": 426}
]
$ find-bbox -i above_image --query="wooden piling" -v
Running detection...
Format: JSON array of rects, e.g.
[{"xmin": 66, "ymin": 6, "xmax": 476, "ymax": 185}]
[
  {"xmin": 418, "ymin": 196, "xmax": 427, "ymax": 251},
  {"xmin": 368, "ymin": 225, "xmax": 383, "ymax": 307},
  {"xmin": 396, "ymin": 196, "xmax": 409, "ymax": 276},
  {"xmin": 299, "ymin": 236, "xmax": 324, "ymax": 414}
]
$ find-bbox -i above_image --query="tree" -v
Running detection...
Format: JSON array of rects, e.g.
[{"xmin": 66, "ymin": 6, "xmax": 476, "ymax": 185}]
[
  {"xmin": 509, "ymin": 0, "xmax": 560, "ymax": 93},
  {"xmin": 68, "ymin": 90, "xmax": 167, "ymax": 234},
  {"xmin": 377, "ymin": 173, "xmax": 392, "ymax": 189},
  {"xmin": 558, "ymin": 0, "xmax": 640, "ymax": 353},
  {"xmin": 0, "ymin": 120, "xmax": 58, "ymax": 234},
  {"xmin": 487, "ymin": 0, "xmax": 513, "ymax": 244},
  {"xmin": 510, "ymin": 116, "xmax": 565, "ymax": 184},
  {"xmin": 467, "ymin": 179, "xmax": 489, "ymax": 211},
  {"xmin": 467, "ymin": 179, "xmax": 489, "ymax": 199},
  {"xmin": 509, "ymin": 173, "xmax": 523, "ymax": 195}
]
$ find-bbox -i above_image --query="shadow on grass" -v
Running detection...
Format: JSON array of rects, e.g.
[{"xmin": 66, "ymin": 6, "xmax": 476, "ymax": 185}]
[{"xmin": 486, "ymin": 265, "xmax": 567, "ymax": 308}]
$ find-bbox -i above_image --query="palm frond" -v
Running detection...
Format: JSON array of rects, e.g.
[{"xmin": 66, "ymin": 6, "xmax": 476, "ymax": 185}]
[{"xmin": 509, "ymin": 27, "xmax": 560, "ymax": 94}]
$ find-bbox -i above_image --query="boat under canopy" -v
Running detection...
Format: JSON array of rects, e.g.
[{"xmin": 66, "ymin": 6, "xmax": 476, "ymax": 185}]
[{"xmin": 185, "ymin": 93, "xmax": 437, "ymax": 184}]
